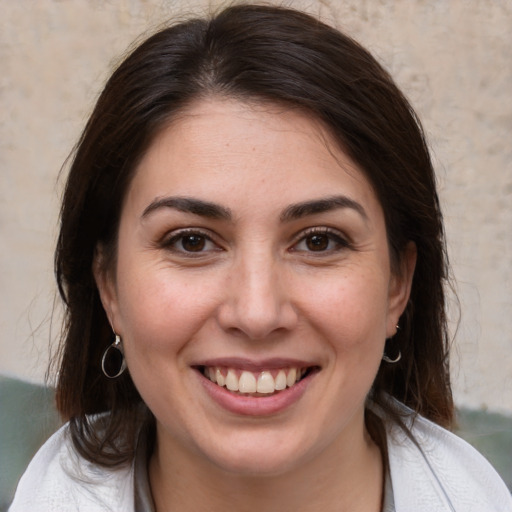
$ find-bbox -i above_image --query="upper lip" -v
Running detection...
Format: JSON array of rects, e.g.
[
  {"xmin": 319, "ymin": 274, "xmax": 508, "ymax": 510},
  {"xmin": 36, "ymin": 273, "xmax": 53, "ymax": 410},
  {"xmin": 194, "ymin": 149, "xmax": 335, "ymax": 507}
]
[{"xmin": 192, "ymin": 357, "xmax": 319, "ymax": 372}]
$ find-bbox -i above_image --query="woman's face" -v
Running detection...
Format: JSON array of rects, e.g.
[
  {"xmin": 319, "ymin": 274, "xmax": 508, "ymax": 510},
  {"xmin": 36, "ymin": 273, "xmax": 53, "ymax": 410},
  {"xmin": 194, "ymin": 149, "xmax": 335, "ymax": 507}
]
[{"xmin": 96, "ymin": 98, "xmax": 414, "ymax": 476}]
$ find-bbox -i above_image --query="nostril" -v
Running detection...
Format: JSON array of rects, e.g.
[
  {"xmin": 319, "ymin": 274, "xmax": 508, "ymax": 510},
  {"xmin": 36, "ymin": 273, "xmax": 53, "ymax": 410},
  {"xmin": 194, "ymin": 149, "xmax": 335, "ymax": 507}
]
[
  {"xmin": 215, "ymin": 269, "xmax": 298, "ymax": 339},
  {"xmin": 216, "ymin": 303, "xmax": 298, "ymax": 341}
]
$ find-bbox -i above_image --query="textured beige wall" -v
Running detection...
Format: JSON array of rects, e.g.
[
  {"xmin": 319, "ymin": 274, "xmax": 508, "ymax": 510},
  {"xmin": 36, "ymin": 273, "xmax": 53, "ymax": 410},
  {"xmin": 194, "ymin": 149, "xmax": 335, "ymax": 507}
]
[{"xmin": 1, "ymin": 0, "xmax": 511, "ymax": 412}]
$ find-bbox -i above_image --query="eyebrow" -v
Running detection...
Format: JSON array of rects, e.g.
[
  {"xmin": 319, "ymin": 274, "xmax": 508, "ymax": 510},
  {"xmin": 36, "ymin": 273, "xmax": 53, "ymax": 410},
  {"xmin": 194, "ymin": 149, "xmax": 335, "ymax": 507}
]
[
  {"xmin": 142, "ymin": 196, "xmax": 232, "ymax": 220},
  {"xmin": 280, "ymin": 195, "xmax": 368, "ymax": 222},
  {"xmin": 141, "ymin": 194, "xmax": 367, "ymax": 223}
]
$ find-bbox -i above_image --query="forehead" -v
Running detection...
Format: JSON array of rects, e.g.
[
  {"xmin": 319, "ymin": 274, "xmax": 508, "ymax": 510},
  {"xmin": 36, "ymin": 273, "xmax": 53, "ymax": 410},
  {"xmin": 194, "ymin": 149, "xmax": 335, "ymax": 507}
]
[{"xmin": 125, "ymin": 98, "xmax": 381, "ymax": 219}]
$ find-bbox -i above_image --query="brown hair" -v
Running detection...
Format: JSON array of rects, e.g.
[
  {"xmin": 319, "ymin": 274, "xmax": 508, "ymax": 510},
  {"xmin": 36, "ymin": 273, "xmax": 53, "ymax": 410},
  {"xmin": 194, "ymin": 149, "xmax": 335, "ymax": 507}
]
[{"xmin": 54, "ymin": 4, "xmax": 453, "ymax": 467}]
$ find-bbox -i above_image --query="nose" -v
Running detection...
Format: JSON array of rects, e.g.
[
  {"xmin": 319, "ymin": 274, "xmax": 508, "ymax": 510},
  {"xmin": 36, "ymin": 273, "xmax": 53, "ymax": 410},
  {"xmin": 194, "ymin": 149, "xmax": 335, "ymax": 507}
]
[{"xmin": 216, "ymin": 252, "xmax": 298, "ymax": 340}]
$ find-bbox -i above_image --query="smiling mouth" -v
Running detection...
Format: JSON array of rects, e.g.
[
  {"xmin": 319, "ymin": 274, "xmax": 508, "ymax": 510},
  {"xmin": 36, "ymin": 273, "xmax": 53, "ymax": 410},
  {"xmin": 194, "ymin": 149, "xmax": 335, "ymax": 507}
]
[{"xmin": 198, "ymin": 366, "xmax": 317, "ymax": 396}]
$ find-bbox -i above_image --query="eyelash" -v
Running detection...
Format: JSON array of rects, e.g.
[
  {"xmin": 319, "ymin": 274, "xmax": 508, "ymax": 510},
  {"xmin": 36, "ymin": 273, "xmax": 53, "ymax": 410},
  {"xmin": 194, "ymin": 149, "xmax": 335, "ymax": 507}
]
[
  {"xmin": 162, "ymin": 226, "xmax": 350, "ymax": 257},
  {"xmin": 162, "ymin": 229, "xmax": 220, "ymax": 255},
  {"xmin": 290, "ymin": 227, "xmax": 351, "ymax": 254}
]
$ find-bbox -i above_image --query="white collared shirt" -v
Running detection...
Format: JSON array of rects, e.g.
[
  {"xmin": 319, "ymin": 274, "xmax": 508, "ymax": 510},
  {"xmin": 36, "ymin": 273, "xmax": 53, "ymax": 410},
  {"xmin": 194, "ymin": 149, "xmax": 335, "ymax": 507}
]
[{"xmin": 9, "ymin": 404, "xmax": 512, "ymax": 511}]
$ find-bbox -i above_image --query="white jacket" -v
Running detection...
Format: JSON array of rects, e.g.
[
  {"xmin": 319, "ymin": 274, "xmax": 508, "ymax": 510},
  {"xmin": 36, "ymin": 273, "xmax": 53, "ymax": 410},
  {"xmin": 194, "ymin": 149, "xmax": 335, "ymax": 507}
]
[
  {"xmin": 9, "ymin": 407, "xmax": 512, "ymax": 511},
  {"xmin": 382, "ymin": 406, "xmax": 512, "ymax": 511}
]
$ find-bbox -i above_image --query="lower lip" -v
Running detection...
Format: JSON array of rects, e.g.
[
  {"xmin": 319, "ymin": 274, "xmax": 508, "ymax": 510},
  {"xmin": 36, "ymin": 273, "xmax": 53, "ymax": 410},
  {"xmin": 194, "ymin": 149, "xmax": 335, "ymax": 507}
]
[{"xmin": 196, "ymin": 370, "xmax": 315, "ymax": 416}]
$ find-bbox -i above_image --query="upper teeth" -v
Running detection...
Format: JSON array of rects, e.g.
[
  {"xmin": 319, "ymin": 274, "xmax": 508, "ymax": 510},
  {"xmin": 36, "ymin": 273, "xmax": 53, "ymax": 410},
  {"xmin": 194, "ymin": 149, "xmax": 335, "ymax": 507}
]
[{"xmin": 205, "ymin": 367, "xmax": 304, "ymax": 394}]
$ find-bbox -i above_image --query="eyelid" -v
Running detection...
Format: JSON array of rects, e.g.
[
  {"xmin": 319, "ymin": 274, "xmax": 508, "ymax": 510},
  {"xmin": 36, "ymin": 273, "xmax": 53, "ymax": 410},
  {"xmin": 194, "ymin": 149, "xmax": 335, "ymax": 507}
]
[
  {"xmin": 290, "ymin": 226, "xmax": 351, "ymax": 252},
  {"xmin": 162, "ymin": 227, "xmax": 223, "ymax": 254}
]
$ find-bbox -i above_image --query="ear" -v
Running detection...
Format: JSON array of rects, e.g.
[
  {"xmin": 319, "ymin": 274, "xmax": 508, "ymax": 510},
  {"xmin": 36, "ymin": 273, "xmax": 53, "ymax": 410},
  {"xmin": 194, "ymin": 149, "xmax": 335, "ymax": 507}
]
[
  {"xmin": 386, "ymin": 242, "xmax": 417, "ymax": 338},
  {"xmin": 93, "ymin": 244, "xmax": 120, "ymax": 332}
]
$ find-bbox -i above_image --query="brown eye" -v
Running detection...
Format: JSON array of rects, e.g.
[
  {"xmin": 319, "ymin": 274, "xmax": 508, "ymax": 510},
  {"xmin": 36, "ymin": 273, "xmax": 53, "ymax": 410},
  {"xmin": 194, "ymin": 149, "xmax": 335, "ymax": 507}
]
[
  {"xmin": 292, "ymin": 228, "xmax": 349, "ymax": 254},
  {"xmin": 180, "ymin": 234, "xmax": 206, "ymax": 252},
  {"xmin": 164, "ymin": 230, "xmax": 218, "ymax": 255},
  {"xmin": 306, "ymin": 234, "xmax": 329, "ymax": 251}
]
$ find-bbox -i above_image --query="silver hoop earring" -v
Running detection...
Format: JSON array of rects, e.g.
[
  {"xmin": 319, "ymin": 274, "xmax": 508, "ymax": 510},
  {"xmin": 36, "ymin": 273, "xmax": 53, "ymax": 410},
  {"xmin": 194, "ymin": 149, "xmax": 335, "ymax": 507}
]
[
  {"xmin": 101, "ymin": 334, "xmax": 127, "ymax": 378},
  {"xmin": 382, "ymin": 351, "xmax": 402, "ymax": 364},
  {"xmin": 382, "ymin": 324, "xmax": 401, "ymax": 364}
]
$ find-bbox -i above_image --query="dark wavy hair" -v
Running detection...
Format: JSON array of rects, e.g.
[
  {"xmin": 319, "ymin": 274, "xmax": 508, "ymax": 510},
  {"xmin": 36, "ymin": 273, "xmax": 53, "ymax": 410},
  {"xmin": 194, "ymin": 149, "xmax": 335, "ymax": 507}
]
[{"xmin": 54, "ymin": 3, "xmax": 453, "ymax": 467}]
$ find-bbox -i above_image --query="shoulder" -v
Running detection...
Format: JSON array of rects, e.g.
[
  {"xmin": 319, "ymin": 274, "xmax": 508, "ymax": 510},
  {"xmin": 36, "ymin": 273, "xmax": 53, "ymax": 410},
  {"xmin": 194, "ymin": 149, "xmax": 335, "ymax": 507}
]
[
  {"xmin": 9, "ymin": 422, "xmax": 135, "ymax": 512},
  {"xmin": 380, "ymin": 401, "xmax": 512, "ymax": 512}
]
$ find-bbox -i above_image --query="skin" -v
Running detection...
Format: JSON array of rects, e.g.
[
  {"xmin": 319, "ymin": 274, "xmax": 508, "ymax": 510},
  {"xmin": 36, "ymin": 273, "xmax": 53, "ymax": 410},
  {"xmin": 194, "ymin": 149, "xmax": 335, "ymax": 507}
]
[{"xmin": 95, "ymin": 98, "xmax": 416, "ymax": 511}]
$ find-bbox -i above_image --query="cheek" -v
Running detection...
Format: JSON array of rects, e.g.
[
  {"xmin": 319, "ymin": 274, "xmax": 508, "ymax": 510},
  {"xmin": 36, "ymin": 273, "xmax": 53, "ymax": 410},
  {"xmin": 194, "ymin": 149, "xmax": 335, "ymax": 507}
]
[
  {"xmin": 297, "ymin": 267, "xmax": 390, "ymax": 346},
  {"xmin": 114, "ymin": 257, "xmax": 219, "ymax": 359}
]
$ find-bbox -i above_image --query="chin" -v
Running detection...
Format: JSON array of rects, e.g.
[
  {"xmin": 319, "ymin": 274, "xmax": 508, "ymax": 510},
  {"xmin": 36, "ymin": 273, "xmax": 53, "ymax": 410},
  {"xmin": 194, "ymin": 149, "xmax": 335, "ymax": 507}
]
[{"xmin": 202, "ymin": 435, "xmax": 310, "ymax": 477}]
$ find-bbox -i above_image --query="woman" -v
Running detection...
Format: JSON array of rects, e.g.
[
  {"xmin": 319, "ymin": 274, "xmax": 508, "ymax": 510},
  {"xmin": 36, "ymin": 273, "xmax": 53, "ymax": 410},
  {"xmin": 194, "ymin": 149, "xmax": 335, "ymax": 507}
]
[{"xmin": 10, "ymin": 4, "xmax": 511, "ymax": 511}]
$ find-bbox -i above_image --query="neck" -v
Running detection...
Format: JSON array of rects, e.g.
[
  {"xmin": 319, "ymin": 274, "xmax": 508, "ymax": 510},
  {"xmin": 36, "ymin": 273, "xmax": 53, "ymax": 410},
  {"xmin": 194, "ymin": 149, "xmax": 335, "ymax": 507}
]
[{"xmin": 149, "ymin": 421, "xmax": 384, "ymax": 512}]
